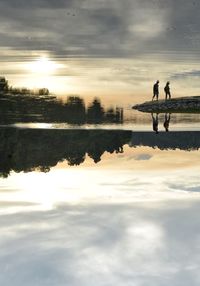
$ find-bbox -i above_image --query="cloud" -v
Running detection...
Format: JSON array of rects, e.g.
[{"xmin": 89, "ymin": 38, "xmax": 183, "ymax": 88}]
[
  {"xmin": 171, "ymin": 70, "xmax": 200, "ymax": 79},
  {"xmin": 0, "ymin": 0, "xmax": 75, "ymax": 8},
  {"xmin": 0, "ymin": 0, "xmax": 172, "ymax": 58},
  {"xmin": 0, "ymin": 1, "xmax": 199, "ymax": 59},
  {"xmin": 128, "ymin": 8, "xmax": 168, "ymax": 39}
]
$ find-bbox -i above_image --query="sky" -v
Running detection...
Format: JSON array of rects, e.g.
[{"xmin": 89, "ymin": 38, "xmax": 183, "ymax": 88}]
[{"xmin": 1, "ymin": 0, "xmax": 200, "ymax": 102}]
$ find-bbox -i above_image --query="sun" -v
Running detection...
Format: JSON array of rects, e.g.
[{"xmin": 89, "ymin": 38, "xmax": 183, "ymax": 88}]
[
  {"xmin": 21, "ymin": 56, "xmax": 76, "ymax": 94},
  {"xmin": 26, "ymin": 56, "xmax": 60, "ymax": 75}
]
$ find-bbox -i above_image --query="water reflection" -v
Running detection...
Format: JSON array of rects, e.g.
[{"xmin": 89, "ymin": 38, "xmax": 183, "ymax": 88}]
[
  {"xmin": 151, "ymin": 113, "xmax": 159, "ymax": 134},
  {"xmin": 151, "ymin": 113, "xmax": 171, "ymax": 133},
  {"xmin": 163, "ymin": 113, "xmax": 171, "ymax": 132},
  {"xmin": 2, "ymin": 126, "xmax": 200, "ymax": 177},
  {"xmin": 0, "ymin": 127, "xmax": 131, "ymax": 177},
  {"xmin": 130, "ymin": 131, "xmax": 200, "ymax": 151}
]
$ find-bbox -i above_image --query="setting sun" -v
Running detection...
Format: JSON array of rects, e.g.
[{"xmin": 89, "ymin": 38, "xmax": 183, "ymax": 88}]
[
  {"xmin": 26, "ymin": 56, "xmax": 61, "ymax": 75},
  {"xmin": 20, "ymin": 56, "xmax": 69, "ymax": 93}
]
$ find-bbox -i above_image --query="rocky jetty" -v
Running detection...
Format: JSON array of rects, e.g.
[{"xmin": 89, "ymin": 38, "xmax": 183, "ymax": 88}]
[{"xmin": 132, "ymin": 96, "xmax": 200, "ymax": 113}]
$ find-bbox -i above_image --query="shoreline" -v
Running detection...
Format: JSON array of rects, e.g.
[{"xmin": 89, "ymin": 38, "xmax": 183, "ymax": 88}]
[{"xmin": 132, "ymin": 96, "xmax": 200, "ymax": 113}]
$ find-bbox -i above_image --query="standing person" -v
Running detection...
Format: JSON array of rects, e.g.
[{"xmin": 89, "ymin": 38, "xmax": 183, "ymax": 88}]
[
  {"xmin": 152, "ymin": 80, "xmax": 159, "ymax": 101},
  {"xmin": 164, "ymin": 81, "xmax": 171, "ymax": 100}
]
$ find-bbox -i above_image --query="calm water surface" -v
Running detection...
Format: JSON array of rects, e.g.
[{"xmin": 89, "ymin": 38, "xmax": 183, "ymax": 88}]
[{"xmin": 1, "ymin": 112, "xmax": 200, "ymax": 285}]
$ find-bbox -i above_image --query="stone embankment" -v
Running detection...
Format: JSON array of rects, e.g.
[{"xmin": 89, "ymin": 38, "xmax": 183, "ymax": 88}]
[{"xmin": 132, "ymin": 96, "xmax": 200, "ymax": 113}]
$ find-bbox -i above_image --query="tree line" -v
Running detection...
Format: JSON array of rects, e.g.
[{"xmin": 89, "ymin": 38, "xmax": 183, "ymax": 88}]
[{"xmin": 0, "ymin": 94, "xmax": 123, "ymax": 124}]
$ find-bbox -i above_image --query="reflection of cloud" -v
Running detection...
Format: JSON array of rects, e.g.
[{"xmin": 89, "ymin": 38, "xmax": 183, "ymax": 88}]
[
  {"xmin": 1, "ymin": 200, "xmax": 200, "ymax": 285},
  {"xmin": 1, "ymin": 157, "xmax": 200, "ymax": 284},
  {"xmin": 127, "ymin": 152, "xmax": 152, "ymax": 161},
  {"xmin": 0, "ymin": 201, "xmax": 38, "ymax": 207},
  {"xmin": 169, "ymin": 182, "xmax": 200, "ymax": 193},
  {"xmin": 134, "ymin": 154, "xmax": 152, "ymax": 161}
]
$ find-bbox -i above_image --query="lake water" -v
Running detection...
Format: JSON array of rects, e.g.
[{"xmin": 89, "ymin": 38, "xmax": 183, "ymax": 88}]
[{"xmin": 1, "ymin": 109, "xmax": 200, "ymax": 285}]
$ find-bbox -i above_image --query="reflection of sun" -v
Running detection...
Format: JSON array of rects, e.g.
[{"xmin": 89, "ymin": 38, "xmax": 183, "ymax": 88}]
[{"xmin": 26, "ymin": 56, "xmax": 60, "ymax": 75}]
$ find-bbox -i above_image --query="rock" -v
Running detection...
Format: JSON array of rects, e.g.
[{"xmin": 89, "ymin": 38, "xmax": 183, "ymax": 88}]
[{"xmin": 132, "ymin": 96, "xmax": 200, "ymax": 113}]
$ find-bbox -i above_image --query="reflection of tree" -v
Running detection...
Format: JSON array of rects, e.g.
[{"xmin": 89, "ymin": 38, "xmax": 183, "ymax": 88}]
[
  {"xmin": 0, "ymin": 94, "xmax": 123, "ymax": 125},
  {"xmin": 88, "ymin": 142, "xmax": 104, "ymax": 163},
  {"xmin": 0, "ymin": 127, "xmax": 132, "ymax": 177},
  {"xmin": 38, "ymin": 166, "xmax": 51, "ymax": 173},
  {"xmin": 65, "ymin": 143, "xmax": 86, "ymax": 166},
  {"xmin": 4, "ymin": 128, "xmax": 200, "ymax": 178}
]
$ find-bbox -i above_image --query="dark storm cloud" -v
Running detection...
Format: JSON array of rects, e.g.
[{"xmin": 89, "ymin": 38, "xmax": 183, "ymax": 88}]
[
  {"xmin": 0, "ymin": 0, "xmax": 75, "ymax": 8},
  {"xmin": 0, "ymin": 0, "xmax": 200, "ymax": 58},
  {"xmin": 163, "ymin": 1, "xmax": 200, "ymax": 52}
]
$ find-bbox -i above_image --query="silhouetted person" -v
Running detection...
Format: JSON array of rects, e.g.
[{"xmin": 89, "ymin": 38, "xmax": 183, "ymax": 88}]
[
  {"xmin": 163, "ymin": 113, "xmax": 171, "ymax": 132},
  {"xmin": 152, "ymin": 80, "xmax": 159, "ymax": 101},
  {"xmin": 151, "ymin": 113, "xmax": 159, "ymax": 134},
  {"xmin": 164, "ymin": 81, "xmax": 171, "ymax": 100}
]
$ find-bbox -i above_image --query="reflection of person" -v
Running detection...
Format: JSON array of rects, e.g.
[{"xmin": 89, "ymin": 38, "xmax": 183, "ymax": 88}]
[
  {"xmin": 164, "ymin": 81, "xmax": 171, "ymax": 100},
  {"xmin": 152, "ymin": 80, "xmax": 159, "ymax": 101},
  {"xmin": 163, "ymin": 113, "xmax": 171, "ymax": 132},
  {"xmin": 151, "ymin": 113, "xmax": 159, "ymax": 134},
  {"xmin": 116, "ymin": 146, "xmax": 123, "ymax": 153}
]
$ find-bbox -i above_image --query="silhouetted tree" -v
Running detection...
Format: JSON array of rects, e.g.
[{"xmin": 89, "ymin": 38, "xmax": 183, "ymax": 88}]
[
  {"xmin": 39, "ymin": 88, "xmax": 49, "ymax": 95},
  {"xmin": 87, "ymin": 98, "xmax": 104, "ymax": 123},
  {"xmin": 0, "ymin": 77, "xmax": 8, "ymax": 92},
  {"xmin": 65, "ymin": 96, "xmax": 86, "ymax": 124}
]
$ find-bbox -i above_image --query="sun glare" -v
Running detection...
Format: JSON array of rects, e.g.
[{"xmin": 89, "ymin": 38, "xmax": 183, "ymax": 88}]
[
  {"xmin": 26, "ymin": 56, "xmax": 60, "ymax": 75},
  {"xmin": 20, "ymin": 56, "xmax": 69, "ymax": 93}
]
